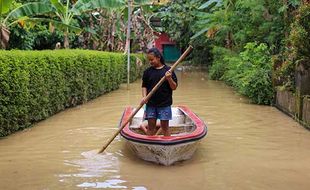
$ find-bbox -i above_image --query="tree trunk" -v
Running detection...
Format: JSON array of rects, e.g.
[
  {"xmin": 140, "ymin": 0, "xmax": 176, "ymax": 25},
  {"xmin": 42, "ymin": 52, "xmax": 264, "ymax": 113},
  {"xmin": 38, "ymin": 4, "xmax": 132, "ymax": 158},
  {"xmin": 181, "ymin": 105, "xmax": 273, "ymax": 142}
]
[
  {"xmin": 225, "ymin": 31, "xmax": 233, "ymax": 50},
  {"xmin": 117, "ymin": 17, "xmax": 126, "ymax": 51},
  {"xmin": 137, "ymin": 8, "xmax": 155, "ymax": 51},
  {"xmin": 64, "ymin": 29, "xmax": 69, "ymax": 49},
  {"xmin": 0, "ymin": 26, "xmax": 10, "ymax": 49},
  {"xmin": 111, "ymin": 12, "xmax": 116, "ymax": 51},
  {"xmin": 108, "ymin": 11, "xmax": 116, "ymax": 51},
  {"xmin": 124, "ymin": 0, "xmax": 132, "ymax": 54}
]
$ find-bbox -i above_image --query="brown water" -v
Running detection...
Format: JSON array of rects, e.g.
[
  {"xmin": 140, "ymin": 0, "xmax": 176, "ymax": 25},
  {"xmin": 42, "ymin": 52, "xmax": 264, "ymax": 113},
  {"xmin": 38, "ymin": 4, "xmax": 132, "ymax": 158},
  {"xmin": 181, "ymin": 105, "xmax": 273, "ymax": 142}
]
[{"xmin": 1, "ymin": 69, "xmax": 310, "ymax": 190}]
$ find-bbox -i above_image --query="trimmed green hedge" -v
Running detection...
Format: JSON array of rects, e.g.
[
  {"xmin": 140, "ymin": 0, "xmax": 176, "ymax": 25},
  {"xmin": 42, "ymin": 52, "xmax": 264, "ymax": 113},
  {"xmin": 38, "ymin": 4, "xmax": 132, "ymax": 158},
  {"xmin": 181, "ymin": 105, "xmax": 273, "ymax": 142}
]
[
  {"xmin": 0, "ymin": 50, "xmax": 146, "ymax": 137},
  {"xmin": 122, "ymin": 54, "xmax": 147, "ymax": 83}
]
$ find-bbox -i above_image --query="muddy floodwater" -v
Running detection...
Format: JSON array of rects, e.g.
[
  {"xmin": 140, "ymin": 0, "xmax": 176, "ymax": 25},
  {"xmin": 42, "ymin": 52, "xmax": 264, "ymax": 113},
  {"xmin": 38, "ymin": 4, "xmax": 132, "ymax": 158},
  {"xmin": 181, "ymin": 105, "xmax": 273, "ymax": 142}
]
[{"xmin": 1, "ymin": 69, "xmax": 310, "ymax": 190}]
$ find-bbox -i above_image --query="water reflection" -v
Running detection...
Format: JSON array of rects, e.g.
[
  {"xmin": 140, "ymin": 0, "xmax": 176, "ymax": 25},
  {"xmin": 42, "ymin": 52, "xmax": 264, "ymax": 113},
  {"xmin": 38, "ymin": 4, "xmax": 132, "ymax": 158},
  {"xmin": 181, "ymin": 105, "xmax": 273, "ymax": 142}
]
[
  {"xmin": 77, "ymin": 180, "xmax": 127, "ymax": 189},
  {"xmin": 58, "ymin": 149, "xmax": 152, "ymax": 189},
  {"xmin": 58, "ymin": 150, "xmax": 127, "ymax": 188}
]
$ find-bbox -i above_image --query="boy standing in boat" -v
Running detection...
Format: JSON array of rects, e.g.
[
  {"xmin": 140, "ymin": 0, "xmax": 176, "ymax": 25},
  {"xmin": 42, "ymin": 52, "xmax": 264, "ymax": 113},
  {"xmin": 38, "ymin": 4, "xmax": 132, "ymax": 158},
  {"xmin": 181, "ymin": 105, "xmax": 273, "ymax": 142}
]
[{"xmin": 140, "ymin": 48, "xmax": 178, "ymax": 136}]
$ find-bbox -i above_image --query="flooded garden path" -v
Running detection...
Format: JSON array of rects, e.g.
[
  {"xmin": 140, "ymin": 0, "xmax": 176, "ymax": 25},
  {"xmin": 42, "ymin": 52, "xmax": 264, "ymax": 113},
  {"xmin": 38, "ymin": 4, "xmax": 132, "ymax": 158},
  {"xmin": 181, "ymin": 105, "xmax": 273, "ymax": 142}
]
[{"xmin": 1, "ymin": 69, "xmax": 310, "ymax": 190}]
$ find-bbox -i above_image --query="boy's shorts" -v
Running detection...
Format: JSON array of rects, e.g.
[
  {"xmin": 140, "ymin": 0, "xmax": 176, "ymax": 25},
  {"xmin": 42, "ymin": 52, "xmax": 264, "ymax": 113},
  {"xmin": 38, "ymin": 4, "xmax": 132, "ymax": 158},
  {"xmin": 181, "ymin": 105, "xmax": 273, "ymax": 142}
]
[{"xmin": 144, "ymin": 106, "xmax": 172, "ymax": 120}]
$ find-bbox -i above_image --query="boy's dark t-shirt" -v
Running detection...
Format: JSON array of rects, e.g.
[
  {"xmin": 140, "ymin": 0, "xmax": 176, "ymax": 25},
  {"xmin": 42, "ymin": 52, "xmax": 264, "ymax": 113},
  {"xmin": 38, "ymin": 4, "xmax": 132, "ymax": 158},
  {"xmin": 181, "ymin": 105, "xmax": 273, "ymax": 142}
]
[{"xmin": 142, "ymin": 65, "xmax": 177, "ymax": 107}]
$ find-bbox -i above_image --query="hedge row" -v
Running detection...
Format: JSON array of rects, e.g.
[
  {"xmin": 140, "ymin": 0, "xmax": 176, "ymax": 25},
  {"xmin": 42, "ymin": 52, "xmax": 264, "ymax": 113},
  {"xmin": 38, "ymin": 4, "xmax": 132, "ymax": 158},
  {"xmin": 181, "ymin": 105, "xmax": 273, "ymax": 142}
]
[{"xmin": 0, "ymin": 50, "xmax": 146, "ymax": 137}]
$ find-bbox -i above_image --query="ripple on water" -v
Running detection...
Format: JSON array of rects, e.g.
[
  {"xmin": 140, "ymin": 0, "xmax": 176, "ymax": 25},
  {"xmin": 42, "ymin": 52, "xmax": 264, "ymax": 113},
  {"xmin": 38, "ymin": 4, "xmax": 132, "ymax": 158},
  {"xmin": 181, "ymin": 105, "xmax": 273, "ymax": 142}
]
[
  {"xmin": 58, "ymin": 150, "xmax": 129, "ymax": 188},
  {"xmin": 77, "ymin": 179, "xmax": 127, "ymax": 189}
]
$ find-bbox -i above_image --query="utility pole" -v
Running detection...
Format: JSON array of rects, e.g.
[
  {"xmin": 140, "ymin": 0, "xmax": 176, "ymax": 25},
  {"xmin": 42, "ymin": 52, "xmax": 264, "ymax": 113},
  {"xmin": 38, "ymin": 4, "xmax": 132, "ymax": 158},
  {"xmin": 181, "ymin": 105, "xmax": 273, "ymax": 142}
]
[{"xmin": 127, "ymin": 0, "xmax": 132, "ymax": 90}]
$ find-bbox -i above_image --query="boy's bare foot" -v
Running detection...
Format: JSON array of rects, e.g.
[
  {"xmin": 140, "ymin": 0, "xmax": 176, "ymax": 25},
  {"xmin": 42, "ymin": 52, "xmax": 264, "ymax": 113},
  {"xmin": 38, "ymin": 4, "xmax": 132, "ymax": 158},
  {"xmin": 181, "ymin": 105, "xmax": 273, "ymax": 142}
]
[{"xmin": 139, "ymin": 124, "xmax": 148, "ymax": 134}]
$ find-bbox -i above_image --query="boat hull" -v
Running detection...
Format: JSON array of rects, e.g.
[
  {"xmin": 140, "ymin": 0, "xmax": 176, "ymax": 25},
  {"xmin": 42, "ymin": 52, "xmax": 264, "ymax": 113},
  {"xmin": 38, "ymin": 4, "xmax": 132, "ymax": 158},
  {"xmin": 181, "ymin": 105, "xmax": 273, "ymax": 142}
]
[
  {"xmin": 126, "ymin": 140, "xmax": 199, "ymax": 166},
  {"xmin": 120, "ymin": 106, "xmax": 207, "ymax": 165}
]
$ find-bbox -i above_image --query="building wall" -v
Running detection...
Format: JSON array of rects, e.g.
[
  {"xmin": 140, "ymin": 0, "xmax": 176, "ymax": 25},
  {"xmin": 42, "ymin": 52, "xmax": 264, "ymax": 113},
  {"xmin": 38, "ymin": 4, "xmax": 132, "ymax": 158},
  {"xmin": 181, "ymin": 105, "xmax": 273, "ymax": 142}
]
[
  {"xmin": 154, "ymin": 33, "xmax": 180, "ymax": 62},
  {"xmin": 154, "ymin": 33, "xmax": 175, "ymax": 52}
]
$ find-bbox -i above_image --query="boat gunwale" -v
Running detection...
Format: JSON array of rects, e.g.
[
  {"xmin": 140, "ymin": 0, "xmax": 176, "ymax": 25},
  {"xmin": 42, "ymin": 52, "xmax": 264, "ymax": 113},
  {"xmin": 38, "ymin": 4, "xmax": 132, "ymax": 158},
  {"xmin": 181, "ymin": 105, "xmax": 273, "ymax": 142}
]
[{"xmin": 120, "ymin": 105, "xmax": 207, "ymax": 145}]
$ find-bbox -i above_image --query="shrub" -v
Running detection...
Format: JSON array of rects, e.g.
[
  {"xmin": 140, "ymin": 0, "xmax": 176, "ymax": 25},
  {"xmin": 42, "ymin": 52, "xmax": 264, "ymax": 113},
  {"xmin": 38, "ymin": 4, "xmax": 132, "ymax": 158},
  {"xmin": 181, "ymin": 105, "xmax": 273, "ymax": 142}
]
[
  {"xmin": 290, "ymin": 4, "xmax": 310, "ymax": 60},
  {"xmin": 210, "ymin": 43, "xmax": 274, "ymax": 104},
  {"xmin": 0, "ymin": 50, "xmax": 145, "ymax": 137},
  {"xmin": 209, "ymin": 46, "xmax": 236, "ymax": 80}
]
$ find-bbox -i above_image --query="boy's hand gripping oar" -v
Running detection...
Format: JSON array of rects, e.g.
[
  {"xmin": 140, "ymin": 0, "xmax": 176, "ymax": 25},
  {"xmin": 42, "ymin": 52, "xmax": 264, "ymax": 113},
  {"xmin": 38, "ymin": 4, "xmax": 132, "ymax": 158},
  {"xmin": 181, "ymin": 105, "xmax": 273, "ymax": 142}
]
[{"xmin": 98, "ymin": 45, "xmax": 193, "ymax": 154}]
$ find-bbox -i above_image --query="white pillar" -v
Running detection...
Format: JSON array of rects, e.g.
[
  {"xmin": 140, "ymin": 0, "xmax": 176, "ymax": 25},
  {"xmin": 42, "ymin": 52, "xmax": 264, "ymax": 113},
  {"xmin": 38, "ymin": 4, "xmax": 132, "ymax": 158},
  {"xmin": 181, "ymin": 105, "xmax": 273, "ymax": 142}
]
[{"xmin": 127, "ymin": 0, "xmax": 132, "ymax": 89}]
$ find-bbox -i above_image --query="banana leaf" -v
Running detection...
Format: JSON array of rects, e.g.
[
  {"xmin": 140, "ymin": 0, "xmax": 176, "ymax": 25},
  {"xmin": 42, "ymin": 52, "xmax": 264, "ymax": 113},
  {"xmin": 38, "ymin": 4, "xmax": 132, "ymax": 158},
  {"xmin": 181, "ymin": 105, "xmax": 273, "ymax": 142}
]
[
  {"xmin": 5, "ymin": 2, "xmax": 53, "ymax": 25},
  {"xmin": 0, "ymin": 0, "xmax": 13, "ymax": 15},
  {"xmin": 18, "ymin": 17, "xmax": 82, "ymax": 33}
]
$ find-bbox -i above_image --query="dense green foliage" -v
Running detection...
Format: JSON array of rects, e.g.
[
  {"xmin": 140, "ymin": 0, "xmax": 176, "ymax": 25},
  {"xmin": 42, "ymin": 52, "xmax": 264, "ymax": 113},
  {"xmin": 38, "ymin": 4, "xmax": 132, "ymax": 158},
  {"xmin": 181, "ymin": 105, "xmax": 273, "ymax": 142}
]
[
  {"xmin": 208, "ymin": 46, "xmax": 236, "ymax": 80},
  {"xmin": 273, "ymin": 3, "xmax": 310, "ymax": 91},
  {"xmin": 210, "ymin": 43, "xmax": 273, "ymax": 104},
  {"xmin": 9, "ymin": 25, "xmax": 64, "ymax": 50},
  {"xmin": 272, "ymin": 52, "xmax": 296, "ymax": 92},
  {"xmin": 159, "ymin": 0, "xmax": 202, "ymax": 48},
  {"xmin": 157, "ymin": 0, "xmax": 306, "ymax": 105},
  {"xmin": 0, "ymin": 50, "xmax": 145, "ymax": 136},
  {"xmin": 2, "ymin": 0, "xmax": 155, "ymax": 50},
  {"xmin": 290, "ymin": 4, "xmax": 310, "ymax": 62},
  {"xmin": 123, "ymin": 54, "xmax": 147, "ymax": 83},
  {"xmin": 159, "ymin": 0, "xmax": 208, "ymax": 64}
]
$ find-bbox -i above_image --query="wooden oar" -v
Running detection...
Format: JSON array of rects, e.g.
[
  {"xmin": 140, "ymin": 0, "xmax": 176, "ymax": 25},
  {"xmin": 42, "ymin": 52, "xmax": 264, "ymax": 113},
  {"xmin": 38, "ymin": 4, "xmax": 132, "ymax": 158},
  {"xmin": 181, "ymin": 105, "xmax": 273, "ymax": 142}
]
[{"xmin": 98, "ymin": 45, "xmax": 193, "ymax": 154}]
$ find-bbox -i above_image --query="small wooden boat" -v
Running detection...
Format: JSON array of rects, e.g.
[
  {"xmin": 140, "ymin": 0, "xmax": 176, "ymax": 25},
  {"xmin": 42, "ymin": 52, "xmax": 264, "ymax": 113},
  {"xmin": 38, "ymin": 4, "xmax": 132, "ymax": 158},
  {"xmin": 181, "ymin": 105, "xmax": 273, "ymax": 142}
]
[{"xmin": 120, "ymin": 106, "xmax": 207, "ymax": 166}]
